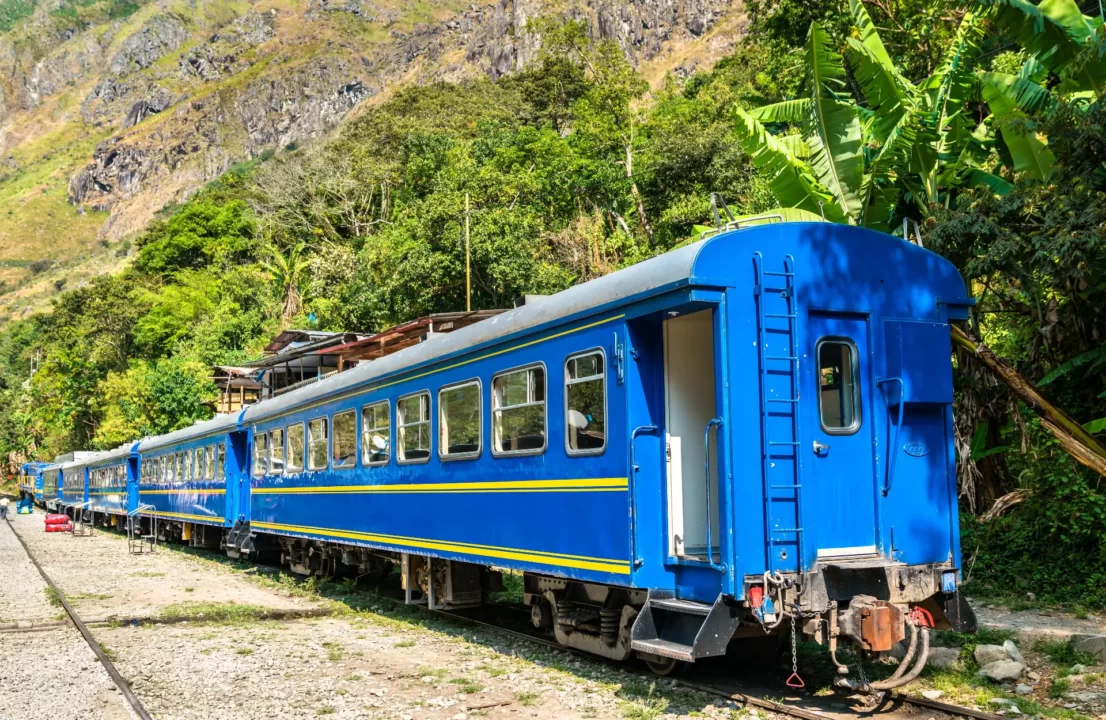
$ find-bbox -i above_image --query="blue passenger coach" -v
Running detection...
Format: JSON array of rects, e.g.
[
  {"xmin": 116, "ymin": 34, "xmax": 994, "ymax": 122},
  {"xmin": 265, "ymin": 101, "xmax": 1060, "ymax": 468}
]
[
  {"xmin": 119, "ymin": 221, "xmax": 975, "ymax": 683},
  {"xmin": 134, "ymin": 414, "xmax": 250, "ymax": 547},
  {"xmin": 87, "ymin": 445, "xmax": 139, "ymax": 523}
]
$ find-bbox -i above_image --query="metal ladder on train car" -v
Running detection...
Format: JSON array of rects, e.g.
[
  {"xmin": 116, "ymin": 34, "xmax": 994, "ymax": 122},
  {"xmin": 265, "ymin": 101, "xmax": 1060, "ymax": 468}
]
[
  {"xmin": 753, "ymin": 252, "xmax": 805, "ymax": 577},
  {"xmin": 127, "ymin": 505, "xmax": 157, "ymax": 554}
]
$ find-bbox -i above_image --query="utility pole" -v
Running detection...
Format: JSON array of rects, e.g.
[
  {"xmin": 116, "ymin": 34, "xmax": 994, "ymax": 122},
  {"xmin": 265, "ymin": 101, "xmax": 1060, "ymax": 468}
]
[{"xmin": 465, "ymin": 192, "xmax": 471, "ymax": 312}]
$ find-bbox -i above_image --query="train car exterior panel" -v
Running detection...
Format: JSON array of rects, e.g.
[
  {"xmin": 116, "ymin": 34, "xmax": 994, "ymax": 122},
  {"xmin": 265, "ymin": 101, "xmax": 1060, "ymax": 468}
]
[{"xmin": 247, "ymin": 313, "xmax": 634, "ymax": 584}]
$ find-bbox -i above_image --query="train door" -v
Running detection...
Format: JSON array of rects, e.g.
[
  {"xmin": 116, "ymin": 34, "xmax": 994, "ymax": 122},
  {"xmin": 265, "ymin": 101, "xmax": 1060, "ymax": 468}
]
[
  {"xmin": 662, "ymin": 309, "xmax": 721, "ymax": 564},
  {"xmin": 228, "ymin": 430, "xmax": 251, "ymax": 523},
  {"xmin": 805, "ymin": 313, "xmax": 878, "ymax": 557}
]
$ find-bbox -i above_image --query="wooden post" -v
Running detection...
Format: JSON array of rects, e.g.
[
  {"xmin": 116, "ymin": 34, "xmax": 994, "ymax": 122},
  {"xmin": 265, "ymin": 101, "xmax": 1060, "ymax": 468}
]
[{"xmin": 465, "ymin": 192, "xmax": 471, "ymax": 312}]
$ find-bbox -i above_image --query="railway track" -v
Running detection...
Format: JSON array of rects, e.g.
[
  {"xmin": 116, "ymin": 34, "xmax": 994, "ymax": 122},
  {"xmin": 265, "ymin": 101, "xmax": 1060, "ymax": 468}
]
[
  {"xmin": 413, "ymin": 601, "xmax": 1005, "ymax": 720},
  {"xmin": 4, "ymin": 517, "xmax": 156, "ymax": 720},
  {"xmin": 3, "ymin": 515, "xmax": 1002, "ymax": 720}
]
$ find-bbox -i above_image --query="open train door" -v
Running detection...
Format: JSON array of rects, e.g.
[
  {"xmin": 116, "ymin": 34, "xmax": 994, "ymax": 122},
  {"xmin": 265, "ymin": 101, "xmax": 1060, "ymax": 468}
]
[{"xmin": 224, "ymin": 428, "xmax": 253, "ymax": 557}]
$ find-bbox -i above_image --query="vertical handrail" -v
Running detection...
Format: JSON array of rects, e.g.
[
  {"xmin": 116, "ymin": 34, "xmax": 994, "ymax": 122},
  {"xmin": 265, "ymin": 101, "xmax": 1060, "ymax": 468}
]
[
  {"xmin": 876, "ymin": 378, "xmax": 905, "ymax": 496},
  {"xmin": 752, "ymin": 252, "xmax": 774, "ymax": 574},
  {"xmin": 703, "ymin": 417, "xmax": 726, "ymax": 573},
  {"xmin": 629, "ymin": 425, "xmax": 658, "ymax": 569}
]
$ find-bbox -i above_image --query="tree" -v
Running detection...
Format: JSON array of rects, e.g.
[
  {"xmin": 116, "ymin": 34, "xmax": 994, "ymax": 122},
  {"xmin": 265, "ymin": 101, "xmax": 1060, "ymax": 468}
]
[{"xmin": 261, "ymin": 242, "xmax": 311, "ymax": 327}]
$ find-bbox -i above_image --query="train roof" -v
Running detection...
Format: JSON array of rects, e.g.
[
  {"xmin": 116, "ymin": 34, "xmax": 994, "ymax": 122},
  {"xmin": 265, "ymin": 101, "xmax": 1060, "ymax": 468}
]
[
  {"xmin": 241, "ymin": 235, "xmax": 708, "ymax": 424},
  {"xmin": 136, "ymin": 413, "xmax": 242, "ymax": 453}
]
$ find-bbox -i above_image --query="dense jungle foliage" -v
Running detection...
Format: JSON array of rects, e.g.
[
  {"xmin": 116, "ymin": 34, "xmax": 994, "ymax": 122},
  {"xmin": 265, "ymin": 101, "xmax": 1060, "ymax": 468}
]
[{"xmin": 2, "ymin": 2, "xmax": 1106, "ymax": 607}]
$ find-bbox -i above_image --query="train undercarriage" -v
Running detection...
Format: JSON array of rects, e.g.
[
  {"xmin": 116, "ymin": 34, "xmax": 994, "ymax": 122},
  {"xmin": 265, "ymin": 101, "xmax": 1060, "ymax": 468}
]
[{"xmin": 102, "ymin": 515, "xmax": 976, "ymax": 688}]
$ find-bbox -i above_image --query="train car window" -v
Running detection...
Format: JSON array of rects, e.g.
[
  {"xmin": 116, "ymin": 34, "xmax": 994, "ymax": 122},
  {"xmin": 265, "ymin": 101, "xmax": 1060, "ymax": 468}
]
[
  {"xmin": 439, "ymin": 380, "xmax": 481, "ymax": 460},
  {"xmin": 333, "ymin": 410, "xmax": 357, "ymax": 468},
  {"xmin": 492, "ymin": 364, "xmax": 546, "ymax": 456},
  {"xmin": 270, "ymin": 428, "xmax": 285, "ymax": 474},
  {"xmin": 397, "ymin": 392, "xmax": 431, "ymax": 463},
  {"xmin": 362, "ymin": 401, "xmax": 390, "ymax": 466},
  {"xmin": 195, "ymin": 448, "xmax": 204, "ymax": 481},
  {"xmin": 309, "ymin": 418, "xmax": 329, "ymax": 470},
  {"xmin": 166, "ymin": 456, "xmax": 177, "ymax": 485},
  {"xmin": 175, "ymin": 453, "xmax": 183, "ymax": 484},
  {"xmin": 253, "ymin": 432, "xmax": 268, "ymax": 477},
  {"xmin": 205, "ymin": 446, "xmax": 215, "ymax": 481},
  {"xmin": 216, "ymin": 444, "xmax": 225, "ymax": 482},
  {"xmin": 286, "ymin": 424, "xmax": 305, "ymax": 473},
  {"xmin": 565, "ymin": 351, "xmax": 607, "ymax": 455},
  {"xmin": 817, "ymin": 338, "xmax": 862, "ymax": 434}
]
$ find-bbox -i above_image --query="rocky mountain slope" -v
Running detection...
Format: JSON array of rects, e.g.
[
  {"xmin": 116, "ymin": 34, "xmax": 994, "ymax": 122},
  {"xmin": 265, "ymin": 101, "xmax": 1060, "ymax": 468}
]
[{"xmin": 0, "ymin": 0, "xmax": 745, "ymax": 319}]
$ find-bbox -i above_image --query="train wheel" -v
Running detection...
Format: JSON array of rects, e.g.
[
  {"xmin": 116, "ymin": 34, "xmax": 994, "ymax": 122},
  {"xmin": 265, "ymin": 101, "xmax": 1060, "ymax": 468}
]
[{"xmin": 642, "ymin": 655, "xmax": 686, "ymax": 677}]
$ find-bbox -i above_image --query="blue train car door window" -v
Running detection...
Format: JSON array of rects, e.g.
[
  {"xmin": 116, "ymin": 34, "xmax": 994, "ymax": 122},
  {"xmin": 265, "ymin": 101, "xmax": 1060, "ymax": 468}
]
[
  {"xmin": 662, "ymin": 308, "xmax": 720, "ymax": 561},
  {"xmin": 565, "ymin": 351, "xmax": 606, "ymax": 455},
  {"xmin": 807, "ymin": 315, "xmax": 878, "ymax": 558}
]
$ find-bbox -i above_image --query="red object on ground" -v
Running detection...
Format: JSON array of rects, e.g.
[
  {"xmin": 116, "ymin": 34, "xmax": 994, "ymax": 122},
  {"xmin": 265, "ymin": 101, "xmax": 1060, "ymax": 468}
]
[
  {"xmin": 44, "ymin": 514, "xmax": 69, "ymax": 525},
  {"xmin": 44, "ymin": 523, "xmax": 73, "ymax": 533}
]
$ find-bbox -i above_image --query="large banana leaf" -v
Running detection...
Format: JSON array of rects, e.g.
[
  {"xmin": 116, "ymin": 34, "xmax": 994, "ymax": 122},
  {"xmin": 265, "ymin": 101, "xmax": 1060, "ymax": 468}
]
[
  {"xmin": 978, "ymin": 69, "xmax": 1056, "ymax": 116},
  {"xmin": 776, "ymin": 134, "xmax": 812, "ymax": 158},
  {"xmin": 977, "ymin": 0, "xmax": 1106, "ymax": 94},
  {"xmin": 848, "ymin": 0, "xmax": 897, "ymax": 71},
  {"xmin": 749, "ymin": 100, "xmax": 811, "ymax": 124},
  {"xmin": 733, "ymin": 106, "xmax": 849, "ymax": 223},
  {"xmin": 846, "ymin": 40, "xmax": 914, "ymax": 143},
  {"xmin": 804, "ymin": 22, "xmax": 865, "ymax": 222},
  {"xmin": 981, "ymin": 73, "xmax": 1056, "ymax": 180}
]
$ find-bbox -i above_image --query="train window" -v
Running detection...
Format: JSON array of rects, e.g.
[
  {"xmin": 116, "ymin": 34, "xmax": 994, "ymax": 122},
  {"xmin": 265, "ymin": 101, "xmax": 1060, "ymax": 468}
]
[
  {"xmin": 362, "ymin": 401, "xmax": 390, "ymax": 466},
  {"xmin": 308, "ymin": 418, "xmax": 329, "ymax": 470},
  {"xmin": 286, "ymin": 424, "xmax": 305, "ymax": 473},
  {"xmin": 397, "ymin": 392, "xmax": 431, "ymax": 463},
  {"xmin": 253, "ymin": 432, "xmax": 268, "ymax": 477},
  {"xmin": 175, "ymin": 453, "xmax": 183, "ymax": 484},
  {"xmin": 205, "ymin": 446, "xmax": 215, "ymax": 481},
  {"xmin": 216, "ymin": 444, "xmax": 225, "ymax": 482},
  {"xmin": 333, "ymin": 410, "xmax": 357, "ymax": 469},
  {"xmin": 817, "ymin": 338, "xmax": 862, "ymax": 434},
  {"xmin": 492, "ymin": 364, "xmax": 546, "ymax": 456},
  {"xmin": 194, "ymin": 448, "xmax": 204, "ymax": 481},
  {"xmin": 270, "ymin": 428, "xmax": 285, "ymax": 474},
  {"xmin": 565, "ymin": 351, "xmax": 607, "ymax": 455},
  {"xmin": 439, "ymin": 380, "xmax": 481, "ymax": 460}
]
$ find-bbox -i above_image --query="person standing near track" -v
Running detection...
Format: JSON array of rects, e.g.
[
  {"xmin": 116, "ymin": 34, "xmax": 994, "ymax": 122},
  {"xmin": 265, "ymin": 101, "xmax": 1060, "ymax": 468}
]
[{"xmin": 0, "ymin": 496, "xmax": 8, "ymax": 520}]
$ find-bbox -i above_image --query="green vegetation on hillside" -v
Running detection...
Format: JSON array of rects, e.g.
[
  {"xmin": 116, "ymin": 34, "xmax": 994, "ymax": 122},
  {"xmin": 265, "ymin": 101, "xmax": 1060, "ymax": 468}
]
[{"xmin": 1, "ymin": 2, "xmax": 1105, "ymax": 606}]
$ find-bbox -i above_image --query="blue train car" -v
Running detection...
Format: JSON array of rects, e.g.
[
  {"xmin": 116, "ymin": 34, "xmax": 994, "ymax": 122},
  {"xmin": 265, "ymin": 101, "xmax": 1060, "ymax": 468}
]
[
  {"xmin": 17, "ymin": 462, "xmax": 49, "ymax": 504},
  {"xmin": 134, "ymin": 414, "xmax": 250, "ymax": 547},
  {"xmin": 58, "ymin": 460, "xmax": 89, "ymax": 512},
  {"xmin": 42, "ymin": 465, "xmax": 61, "ymax": 510},
  {"xmin": 206, "ymin": 221, "xmax": 975, "ymax": 680},
  {"xmin": 87, "ymin": 445, "xmax": 138, "ymax": 525}
]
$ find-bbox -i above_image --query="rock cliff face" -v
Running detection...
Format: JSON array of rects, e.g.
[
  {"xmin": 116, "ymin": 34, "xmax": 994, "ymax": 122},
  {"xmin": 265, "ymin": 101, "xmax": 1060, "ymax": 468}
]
[{"xmin": 1, "ymin": 0, "xmax": 744, "ymax": 262}]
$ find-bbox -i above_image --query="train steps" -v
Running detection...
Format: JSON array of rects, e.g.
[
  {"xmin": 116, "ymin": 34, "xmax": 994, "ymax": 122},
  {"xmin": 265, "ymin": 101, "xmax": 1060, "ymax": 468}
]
[{"xmin": 630, "ymin": 592, "xmax": 740, "ymax": 662}]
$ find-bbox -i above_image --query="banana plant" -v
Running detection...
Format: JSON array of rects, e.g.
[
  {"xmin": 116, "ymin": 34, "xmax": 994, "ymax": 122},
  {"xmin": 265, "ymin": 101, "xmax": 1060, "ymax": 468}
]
[{"xmin": 733, "ymin": 0, "xmax": 1102, "ymax": 229}]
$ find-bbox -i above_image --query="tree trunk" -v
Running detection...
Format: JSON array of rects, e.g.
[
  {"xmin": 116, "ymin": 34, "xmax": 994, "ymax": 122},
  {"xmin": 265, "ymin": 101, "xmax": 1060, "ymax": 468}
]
[
  {"xmin": 624, "ymin": 138, "xmax": 654, "ymax": 245},
  {"xmin": 951, "ymin": 325, "xmax": 1106, "ymax": 478}
]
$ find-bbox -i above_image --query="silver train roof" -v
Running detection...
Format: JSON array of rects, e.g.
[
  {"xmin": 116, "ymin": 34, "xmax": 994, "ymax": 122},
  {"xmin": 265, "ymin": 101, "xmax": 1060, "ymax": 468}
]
[{"xmin": 136, "ymin": 413, "xmax": 242, "ymax": 453}]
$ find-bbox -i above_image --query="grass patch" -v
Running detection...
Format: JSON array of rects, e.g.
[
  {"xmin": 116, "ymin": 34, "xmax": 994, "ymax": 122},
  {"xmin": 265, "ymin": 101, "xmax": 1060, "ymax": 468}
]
[
  {"xmin": 1034, "ymin": 638, "xmax": 1097, "ymax": 669},
  {"xmin": 450, "ymin": 677, "xmax": 482, "ymax": 694},
  {"xmin": 69, "ymin": 591, "xmax": 113, "ymax": 602},
  {"xmin": 235, "ymin": 647, "xmax": 254, "ymax": 656},
  {"xmin": 322, "ymin": 641, "xmax": 344, "ymax": 661},
  {"xmin": 131, "ymin": 571, "xmax": 165, "ymax": 577},
  {"xmin": 1049, "ymin": 678, "xmax": 1071, "ymax": 699},
  {"xmin": 316, "ymin": 706, "xmax": 336, "ymax": 716},
  {"xmin": 100, "ymin": 644, "xmax": 118, "ymax": 661},
  {"xmin": 517, "ymin": 691, "xmax": 539, "ymax": 706},
  {"xmin": 158, "ymin": 602, "xmax": 269, "ymax": 625},
  {"xmin": 488, "ymin": 569, "xmax": 524, "ymax": 604},
  {"xmin": 44, "ymin": 587, "xmax": 62, "ymax": 608},
  {"xmin": 394, "ymin": 639, "xmax": 416, "ymax": 648}
]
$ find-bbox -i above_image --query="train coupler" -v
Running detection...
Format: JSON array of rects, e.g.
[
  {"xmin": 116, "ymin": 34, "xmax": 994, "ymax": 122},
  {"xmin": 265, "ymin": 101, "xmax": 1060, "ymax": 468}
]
[{"xmin": 831, "ymin": 598, "xmax": 934, "ymax": 693}]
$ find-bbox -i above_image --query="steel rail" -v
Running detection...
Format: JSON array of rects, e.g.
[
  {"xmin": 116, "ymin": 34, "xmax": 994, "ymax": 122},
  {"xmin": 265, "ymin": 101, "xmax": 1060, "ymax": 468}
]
[
  {"xmin": 4, "ymin": 517, "xmax": 156, "ymax": 720},
  {"xmin": 409, "ymin": 600, "xmax": 1003, "ymax": 720}
]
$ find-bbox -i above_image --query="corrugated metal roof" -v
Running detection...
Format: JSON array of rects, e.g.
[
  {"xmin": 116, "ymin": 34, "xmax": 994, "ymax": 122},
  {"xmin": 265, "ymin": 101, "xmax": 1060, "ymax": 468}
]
[{"xmin": 241, "ymin": 238, "xmax": 707, "ymax": 424}]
